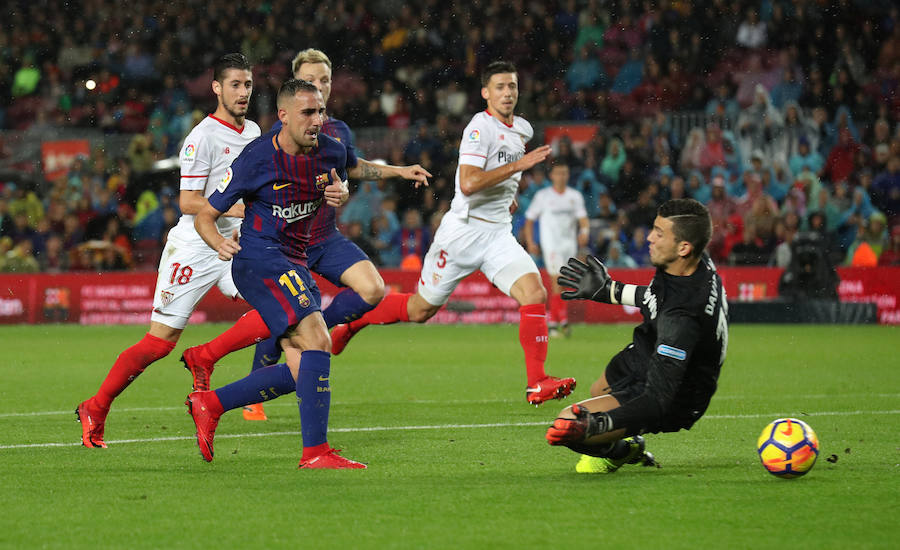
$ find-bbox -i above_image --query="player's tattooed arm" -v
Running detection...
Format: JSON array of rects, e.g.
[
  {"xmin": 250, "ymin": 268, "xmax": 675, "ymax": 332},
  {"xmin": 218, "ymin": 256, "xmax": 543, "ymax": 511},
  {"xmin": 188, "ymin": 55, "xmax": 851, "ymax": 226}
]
[
  {"xmin": 349, "ymin": 160, "xmax": 383, "ymax": 181},
  {"xmin": 349, "ymin": 159, "xmax": 432, "ymax": 187}
]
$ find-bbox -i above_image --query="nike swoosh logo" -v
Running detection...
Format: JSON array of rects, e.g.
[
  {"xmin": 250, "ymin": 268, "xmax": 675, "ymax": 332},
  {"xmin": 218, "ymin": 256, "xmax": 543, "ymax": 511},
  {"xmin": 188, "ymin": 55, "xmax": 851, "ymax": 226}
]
[
  {"xmin": 781, "ymin": 420, "xmax": 793, "ymax": 436},
  {"xmin": 526, "ymin": 385, "xmax": 541, "ymax": 393},
  {"xmin": 273, "ymin": 181, "xmax": 293, "ymax": 190},
  {"xmin": 318, "ymin": 375, "xmax": 329, "ymax": 382}
]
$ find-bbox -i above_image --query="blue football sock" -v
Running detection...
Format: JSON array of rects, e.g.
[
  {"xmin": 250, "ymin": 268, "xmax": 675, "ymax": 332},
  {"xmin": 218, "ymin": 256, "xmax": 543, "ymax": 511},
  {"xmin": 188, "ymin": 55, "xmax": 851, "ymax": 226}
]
[
  {"xmin": 250, "ymin": 336, "xmax": 281, "ymax": 372},
  {"xmin": 321, "ymin": 288, "xmax": 376, "ymax": 328},
  {"xmin": 214, "ymin": 363, "xmax": 295, "ymax": 412},
  {"xmin": 297, "ymin": 350, "xmax": 331, "ymax": 448}
]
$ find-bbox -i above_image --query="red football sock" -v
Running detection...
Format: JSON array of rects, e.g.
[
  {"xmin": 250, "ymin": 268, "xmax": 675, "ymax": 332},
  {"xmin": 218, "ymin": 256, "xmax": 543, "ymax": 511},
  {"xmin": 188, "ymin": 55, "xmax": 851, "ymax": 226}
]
[
  {"xmin": 519, "ymin": 304, "xmax": 549, "ymax": 386},
  {"xmin": 201, "ymin": 309, "xmax": 271, "ymax": 363},
  {"xmin": 348, "ymin": 292, "xmax": 410, "ymax": 332},
  {"xmin": 550, "ymin": 293, "xmax": 568, "ymax": 325},
  {"xmin": 95, "ymin": 333, "xmax": 176, "ymax": 409}
]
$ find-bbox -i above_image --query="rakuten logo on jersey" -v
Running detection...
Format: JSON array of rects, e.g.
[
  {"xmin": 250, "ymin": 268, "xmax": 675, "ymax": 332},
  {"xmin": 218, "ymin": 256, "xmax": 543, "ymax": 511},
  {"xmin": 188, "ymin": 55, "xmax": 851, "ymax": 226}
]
[
  {"xmin": 498, "ymin": 151, "xmax": 523, "ymax": 164},
  {"xmin": 272, "ymin": 198, "xmax": 323, "ymax": 223}
]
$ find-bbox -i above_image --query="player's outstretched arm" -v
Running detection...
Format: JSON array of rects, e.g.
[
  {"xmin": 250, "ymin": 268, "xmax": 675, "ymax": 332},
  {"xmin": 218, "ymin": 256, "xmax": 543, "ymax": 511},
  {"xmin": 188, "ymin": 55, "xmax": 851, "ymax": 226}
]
[
  {"xmin": 194, "ymin": 203, "xmax": 241, "ymax": 261},
  {"xmin": 558, "ymin": 256, "xmax": 614, "ymax": 302},
  {"xmin": 558, "ymin": 256, "xmax": 646, "ymax": 305},
  {"xmin": 348, "ymin": 158, "xmax": 432, "ymax": 188},
  {"xmin": 458, "ymin": 145, "xmax": 550, "ymax": 196}
]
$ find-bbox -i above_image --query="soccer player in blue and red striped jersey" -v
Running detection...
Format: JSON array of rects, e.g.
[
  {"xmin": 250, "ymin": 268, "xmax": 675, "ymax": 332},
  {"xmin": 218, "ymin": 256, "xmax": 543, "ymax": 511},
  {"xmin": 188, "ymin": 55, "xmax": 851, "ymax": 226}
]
[
  {"xmin": 188, "ymin": 79, "xmax": 365, "ymax": 469},
  {"xmin": 180, "ymin": 49, "xmax": 430, "ymax": 421}
]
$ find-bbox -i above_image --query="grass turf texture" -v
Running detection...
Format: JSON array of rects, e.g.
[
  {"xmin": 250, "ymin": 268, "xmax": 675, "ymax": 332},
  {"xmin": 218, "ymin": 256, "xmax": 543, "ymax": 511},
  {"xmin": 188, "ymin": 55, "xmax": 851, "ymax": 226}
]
[{"xmin": 0, "ymin": 323, "xmax": 897, "ymax": 549}]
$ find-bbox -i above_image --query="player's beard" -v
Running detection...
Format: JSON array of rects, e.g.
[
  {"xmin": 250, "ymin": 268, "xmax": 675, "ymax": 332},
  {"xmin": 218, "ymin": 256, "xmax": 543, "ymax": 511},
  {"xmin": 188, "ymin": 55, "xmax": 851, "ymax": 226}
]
[
  {"xmin": 649, "ymin": 246, "xmax": 679, "ymax": 269},
  {"xmin": 494, "ymin": 101, "xmax": 515, "ymax": 119},
  {"xmin": 293, "ymin": 128, "xmax": 318, "ymax": 150},
  {"xmin": 224, "ymin": 100, "xmax": 248, "ymax": 122}
]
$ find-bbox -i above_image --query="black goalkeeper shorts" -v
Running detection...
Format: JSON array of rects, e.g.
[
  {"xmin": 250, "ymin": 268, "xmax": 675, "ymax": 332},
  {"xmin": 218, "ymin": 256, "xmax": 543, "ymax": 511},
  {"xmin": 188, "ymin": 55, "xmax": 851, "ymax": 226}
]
[{"xmin": 603, "ymin": 346, "xmax": 710, "ymax": 434}]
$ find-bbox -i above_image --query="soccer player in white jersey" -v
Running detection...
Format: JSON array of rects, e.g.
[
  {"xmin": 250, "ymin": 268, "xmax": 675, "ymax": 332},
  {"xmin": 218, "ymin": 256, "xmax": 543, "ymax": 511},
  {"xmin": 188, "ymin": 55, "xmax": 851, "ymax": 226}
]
[
  {"xmin": 331, "ymin": 61, "xmax": 577, "ymax": 405},
  {"xmin": 75, "ymin": 54, "xmax": 271, "ymax": 448},
  {"xmin": 524, "ymin": 160, "xmax": 589, "ymax": 337}
]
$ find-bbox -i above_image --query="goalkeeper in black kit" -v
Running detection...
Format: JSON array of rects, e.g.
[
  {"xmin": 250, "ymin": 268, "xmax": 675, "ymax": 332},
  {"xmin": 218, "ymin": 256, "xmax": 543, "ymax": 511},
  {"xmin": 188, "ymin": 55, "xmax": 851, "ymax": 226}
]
[{"xmin": 546, "ymin": 199, "xmax": 729, "ymax": 474}]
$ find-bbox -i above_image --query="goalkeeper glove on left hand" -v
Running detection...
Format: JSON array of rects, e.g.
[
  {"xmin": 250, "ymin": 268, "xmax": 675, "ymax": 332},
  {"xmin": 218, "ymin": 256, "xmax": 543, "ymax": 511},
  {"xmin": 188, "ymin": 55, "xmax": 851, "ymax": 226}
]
[{"xmin": 557, "ymin": 255, "xmax": 614, "ymax": 303}]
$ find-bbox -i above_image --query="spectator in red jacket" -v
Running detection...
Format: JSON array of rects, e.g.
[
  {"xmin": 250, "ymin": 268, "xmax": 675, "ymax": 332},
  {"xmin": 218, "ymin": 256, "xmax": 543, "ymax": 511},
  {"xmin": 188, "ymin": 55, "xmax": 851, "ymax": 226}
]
[{"xmin": 824, "ymin": 127, "xmax": 860, "ymax": 184}]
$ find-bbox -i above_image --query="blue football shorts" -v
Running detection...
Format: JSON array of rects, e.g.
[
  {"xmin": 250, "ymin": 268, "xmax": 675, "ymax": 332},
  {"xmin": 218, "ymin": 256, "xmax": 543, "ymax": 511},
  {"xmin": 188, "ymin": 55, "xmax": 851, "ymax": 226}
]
[
  {"xmin": 231, "ymin": 254, "xmax": 321, "ymax": 339},
  {"xmin": 306, "ymin": 231, "xmax": 370, "ymax": 287}
]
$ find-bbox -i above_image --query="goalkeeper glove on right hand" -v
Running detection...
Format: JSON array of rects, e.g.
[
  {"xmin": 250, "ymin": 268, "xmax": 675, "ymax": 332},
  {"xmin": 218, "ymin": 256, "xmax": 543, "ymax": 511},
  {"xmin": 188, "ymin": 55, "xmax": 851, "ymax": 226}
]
[
  {"xmin": 557, "ymin": 255, "xmax": 615, "ymax": 303},
  {"xmin": 546, "ymin": 403, "xmax": 606, "ymax": 445}
]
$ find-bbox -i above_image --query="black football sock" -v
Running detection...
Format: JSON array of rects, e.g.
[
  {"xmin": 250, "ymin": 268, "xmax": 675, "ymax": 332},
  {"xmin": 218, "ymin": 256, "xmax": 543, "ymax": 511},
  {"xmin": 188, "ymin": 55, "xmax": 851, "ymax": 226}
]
[
  {"xmin": 565, "ymin": 441, "xmax": 615, "ymax": 458},
  {"xmin": 605, "ymin": 439, "xmax": 633, "ymax": 461}
]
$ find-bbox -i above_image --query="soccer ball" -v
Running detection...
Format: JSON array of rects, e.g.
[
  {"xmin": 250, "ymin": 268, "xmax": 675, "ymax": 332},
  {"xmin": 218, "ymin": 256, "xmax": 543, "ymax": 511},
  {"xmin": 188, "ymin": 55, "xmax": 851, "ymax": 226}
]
[{"xmin": 757, "ymin": 418, "xmax": 819, "ymax": 479}]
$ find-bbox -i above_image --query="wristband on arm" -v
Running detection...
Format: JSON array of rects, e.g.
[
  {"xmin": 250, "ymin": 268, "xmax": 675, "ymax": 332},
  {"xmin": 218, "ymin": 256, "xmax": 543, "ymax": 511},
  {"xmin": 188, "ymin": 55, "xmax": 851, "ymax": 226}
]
[{"xmin": 609, "ymin": 283, "xmax": 640, "ymax": 306}]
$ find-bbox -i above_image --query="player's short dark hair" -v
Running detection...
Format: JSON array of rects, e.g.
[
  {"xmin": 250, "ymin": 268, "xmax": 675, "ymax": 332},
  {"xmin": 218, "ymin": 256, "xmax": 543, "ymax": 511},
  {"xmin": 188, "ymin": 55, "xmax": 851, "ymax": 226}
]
[
  {"xmin": 214, "ymin": 53, "xmax": 252, "ymax": 83},
  {"xmin": 277, "ymin": 78, "xmax": 321, "ymax": 108},
  {"xmin": 481, "ymin": 61, "xmax": 517, "ymax": 86},
  {"xmin": 657, "ymin": 199, "xmax": 712, "ymax": 259}
]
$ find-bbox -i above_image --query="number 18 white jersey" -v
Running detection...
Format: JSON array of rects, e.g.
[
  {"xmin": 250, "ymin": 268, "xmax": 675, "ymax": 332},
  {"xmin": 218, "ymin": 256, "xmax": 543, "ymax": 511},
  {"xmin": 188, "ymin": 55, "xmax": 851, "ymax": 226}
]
[
  {"xmin": 168, "ymin": 115, "xmax": 261, "ymax": 249},
  {"xmin": 450, "ymin": 110, "xmax": 534, "ymax": 224}
]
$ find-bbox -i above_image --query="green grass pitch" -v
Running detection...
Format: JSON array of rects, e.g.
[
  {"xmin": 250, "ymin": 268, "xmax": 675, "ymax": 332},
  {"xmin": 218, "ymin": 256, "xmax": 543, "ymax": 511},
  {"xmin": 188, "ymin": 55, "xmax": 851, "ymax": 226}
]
[{"xmin": 0, "ymin": 323, "xmax": 897, "ymax": 549}]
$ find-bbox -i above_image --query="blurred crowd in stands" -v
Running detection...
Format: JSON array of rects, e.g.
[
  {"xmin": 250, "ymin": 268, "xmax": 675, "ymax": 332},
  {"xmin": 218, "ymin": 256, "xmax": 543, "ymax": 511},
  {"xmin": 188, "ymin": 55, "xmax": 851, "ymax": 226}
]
[{"xmin": 1, "ymin": 0, "xmax": 899, "ymax": 274}]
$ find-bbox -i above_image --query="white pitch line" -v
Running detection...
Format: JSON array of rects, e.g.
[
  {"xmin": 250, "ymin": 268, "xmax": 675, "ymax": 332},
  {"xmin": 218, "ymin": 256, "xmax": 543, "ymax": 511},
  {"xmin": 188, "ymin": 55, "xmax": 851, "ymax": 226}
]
[
  {"xmin": 0, "ymin": 409, "xmax": 897, "ymax": 451},
  {"xmin": 0, "ymin": 399, "xmax": 519, "ymax": 418},
  {"xmin": 713, "ymin": 393, "xmax": 900, "ymax": 401},
  {"xmin": 2, "ymin": 393, "xmax": 899, "ymax": 419}
]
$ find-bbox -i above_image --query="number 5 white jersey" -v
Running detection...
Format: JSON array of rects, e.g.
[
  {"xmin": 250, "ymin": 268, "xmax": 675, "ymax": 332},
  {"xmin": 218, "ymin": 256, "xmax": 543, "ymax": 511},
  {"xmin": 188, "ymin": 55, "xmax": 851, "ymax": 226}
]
[{"xmin": 449, "ymin": 111, "xmax": 534, "ymax": 224}]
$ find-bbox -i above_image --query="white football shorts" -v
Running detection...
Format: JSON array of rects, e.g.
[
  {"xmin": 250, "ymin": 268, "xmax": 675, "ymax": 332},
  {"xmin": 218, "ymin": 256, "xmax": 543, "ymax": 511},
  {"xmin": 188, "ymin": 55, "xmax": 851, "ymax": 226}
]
[
  {"xmin": 418, "ymin": 215, "xmax": 538, "ymax": 306},
  {"xmin": 150, "ymin": 236, "xmax": 241, "ymax": 330}
]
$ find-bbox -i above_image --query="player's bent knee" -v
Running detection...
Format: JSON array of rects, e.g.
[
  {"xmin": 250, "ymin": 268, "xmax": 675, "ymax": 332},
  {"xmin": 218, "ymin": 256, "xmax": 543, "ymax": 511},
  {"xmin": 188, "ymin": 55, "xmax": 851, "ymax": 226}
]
[
  {"xmin": 356, "ymin": 278, "xmax": 385, "ymax": 305},
  {"xmin": 344, "ymin": 261, "xmax": 385, "ymax": 305},
  {"xmin": 531, "ymin": 286, "xmax": 548, "ymax": 305},
  {"xmin": 408, "ymin": 306, "xmax": 435, "ymax": 323},
  {"xmin": 590, "ymin": 377, "xmax": 612, "ymax": 397},
  {"xmin": 512, "ymin": 278, "xmax": 547, "ymax": 306},
  {"xmin": 148, "ymin": 320, "xmax": 183, "ymax": 344},
  {"xmin": 518, "ymin": 288, "xmax": 547, "ymax": 306},
  {"xmin": 408, "ymin": 293, "xmax": 440, "ymax": 323},
  {"xmin": 291, "ymin": 331, "xmax": 331, "ymax": 352}
]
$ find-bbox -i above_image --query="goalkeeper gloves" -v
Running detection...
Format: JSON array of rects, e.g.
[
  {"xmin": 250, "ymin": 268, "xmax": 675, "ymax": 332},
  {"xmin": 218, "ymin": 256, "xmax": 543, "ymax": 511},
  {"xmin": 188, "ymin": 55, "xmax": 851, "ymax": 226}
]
[
  {"xmin": 557, "ymin": 255, "xmax": 616, "ymax": 303},
  {"xmin": 546, "ymin": 403, "xmax": 610, "ymax": 445}
]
